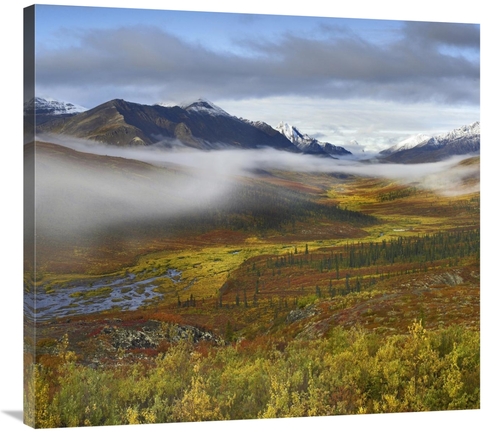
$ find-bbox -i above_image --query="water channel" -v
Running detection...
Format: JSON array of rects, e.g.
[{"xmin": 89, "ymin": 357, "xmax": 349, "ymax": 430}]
[{"xmin": 24, "ymin": 269, "xmax": 182, "ymax": 321}]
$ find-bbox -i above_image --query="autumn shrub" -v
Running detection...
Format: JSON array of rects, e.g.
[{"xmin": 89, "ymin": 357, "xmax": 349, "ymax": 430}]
[{"xmin": 28, "ymin": 322, "xmax": 479, "ymax": 428}]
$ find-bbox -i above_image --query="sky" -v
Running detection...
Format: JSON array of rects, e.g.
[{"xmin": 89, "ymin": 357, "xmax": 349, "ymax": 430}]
[{"xmin": 31, "ymin": 3, "xmax": 480, "ymax": 153}]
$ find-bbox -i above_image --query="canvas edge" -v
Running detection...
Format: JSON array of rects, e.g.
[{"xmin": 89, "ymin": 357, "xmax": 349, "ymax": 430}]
[{"xmin": 23, "ymin": 4, "xmax": 36, "ymax": 429}]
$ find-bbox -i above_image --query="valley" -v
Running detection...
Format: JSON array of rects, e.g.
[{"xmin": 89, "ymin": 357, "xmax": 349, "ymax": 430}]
[{"xmin": 24, "ymin": 139, "xmax": 480, "ymax": 427}]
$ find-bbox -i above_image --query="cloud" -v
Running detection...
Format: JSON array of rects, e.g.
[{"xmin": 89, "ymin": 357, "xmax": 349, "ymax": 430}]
[
  {"xmin": 35, "ymin": 19, "xmax": 479, "ymax": 108},
  {"xmin": 402, "ymin": 21, "xmax": 480, "ymax": 49}
]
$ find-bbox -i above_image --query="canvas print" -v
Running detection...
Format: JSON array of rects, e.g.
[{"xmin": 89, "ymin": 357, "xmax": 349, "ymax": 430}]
[{"xmin": 23, "ymin": 4, "xmax": 480, "ymax": 428}]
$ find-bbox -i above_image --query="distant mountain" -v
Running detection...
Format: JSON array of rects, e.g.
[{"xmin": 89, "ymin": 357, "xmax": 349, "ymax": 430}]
[
  {"xmin": 275, "ymin": 122, "xmax": 351, "ymax": 157},
  {"xmin": 379, "ymin": 122, "xmax": 480, "ymax": 163},
  {"xmin": 38, "ymin": 98, "xmax": 298, "ymax": 151},
  {"xmin": 24, "ymin": 97, "xmax": 87, "ymax": 124},
  {"xmin": 348, "ymin": 140, "xmax": 365, "ymax": 155},
  {"xmin": 380, "ymin": 134, "xmax": 433, "ymax": 155},
  {"xmin": 24, "ymin": 97, "xmax": 88, "ymax": 138},
  {"xmin": 241, "ymin": 119, "xmax": 300, "ymax": 151}
]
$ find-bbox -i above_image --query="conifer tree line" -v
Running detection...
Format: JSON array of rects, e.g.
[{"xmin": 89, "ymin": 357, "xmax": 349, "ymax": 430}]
[
  {"xmin": 209, "ymin": 228, "xmax": 480, "ymax": 308},
  {"xmin": 264, "ymin": 229, "xmax": 479, "ymax": 272}
]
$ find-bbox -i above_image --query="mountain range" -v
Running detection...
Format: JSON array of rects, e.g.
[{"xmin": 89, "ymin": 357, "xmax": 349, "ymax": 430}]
[
  {"xmin": 28, "ymin": 97, "xmax": 480, "ymax": 164},
  {"xmin": 35, "ymin": 98, "xmax": 300, "ymax": 152},
  {"xmin": 378, "ymin": 122, "xmax": 480, "ymax": 163}
]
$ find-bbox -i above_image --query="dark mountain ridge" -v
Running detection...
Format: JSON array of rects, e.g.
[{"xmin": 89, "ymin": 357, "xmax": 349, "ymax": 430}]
[{"xmin": 37, "ymin": 98, "xmax": 299, "ymax": 151}]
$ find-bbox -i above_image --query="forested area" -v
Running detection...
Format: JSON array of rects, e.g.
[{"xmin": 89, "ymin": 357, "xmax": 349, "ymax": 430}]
[{"xmin": 264, "ymin": 229, "xmax": 479, "ymax": 272}]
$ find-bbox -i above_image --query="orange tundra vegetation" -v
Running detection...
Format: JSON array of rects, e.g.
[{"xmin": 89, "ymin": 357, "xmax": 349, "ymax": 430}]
[{"xmin": 24, "ymin": 153, "xmax": 480, "ymax": 427}]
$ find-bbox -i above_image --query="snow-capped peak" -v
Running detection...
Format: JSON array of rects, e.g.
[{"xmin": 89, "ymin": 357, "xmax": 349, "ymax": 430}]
[
  {"xmin": 276, "ymin": 121, "xmax": 352, "ymax": 157},
  {"xmin": 437, "ymin": 121, "xmax": 480, "ymax": 141},
  {"xmin": 383, "ymin": 134, "xmax": 433, "ymax": 154},
  {"xmin": 379, "ymin": 121, "xmax": 480, "ymax": 155},
  {"xmin": 24, "ymin": 96, "xmax": 87, "ymax": 115},
  {"xmin": 275, "ymin": 122, "xmax": 310, "ymax": 145},
  {"xmin": 180, "ymin": 98, "xmax": 231, "ymax": 117}
]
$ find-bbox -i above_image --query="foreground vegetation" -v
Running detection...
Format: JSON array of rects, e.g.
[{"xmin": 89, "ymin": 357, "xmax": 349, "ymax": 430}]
[{"xmin": 26, "ymin": 320, "xmax": 479, "ymax": 428}]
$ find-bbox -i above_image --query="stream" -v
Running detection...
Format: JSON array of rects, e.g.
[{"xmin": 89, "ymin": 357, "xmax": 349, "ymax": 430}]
[{"xmin": 24, "ymin": 269, "xmax": 182, "ymax": 321}]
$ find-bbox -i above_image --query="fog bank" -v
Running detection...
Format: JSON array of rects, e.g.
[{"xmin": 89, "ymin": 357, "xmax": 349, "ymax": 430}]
[{"xmin": 33, "ymin": 134, "xmax": 479, "ymax": 238}]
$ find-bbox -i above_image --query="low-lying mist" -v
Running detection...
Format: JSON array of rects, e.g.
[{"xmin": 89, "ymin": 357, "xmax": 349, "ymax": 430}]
[
  {"xmin": 32, "ymin": 134, "xmax": 479, "ymax": 240},
  {"xmin": 32, "ymin": 139, "xmax": 237, "ymax": 240}
]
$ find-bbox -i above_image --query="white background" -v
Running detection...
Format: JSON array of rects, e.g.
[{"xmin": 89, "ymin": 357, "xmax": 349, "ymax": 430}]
[{"xmin": 1, "ymin": 1, "xmax": 497, "ymax": 432}]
